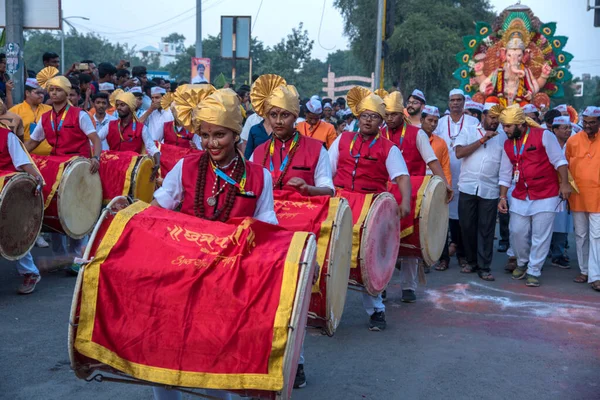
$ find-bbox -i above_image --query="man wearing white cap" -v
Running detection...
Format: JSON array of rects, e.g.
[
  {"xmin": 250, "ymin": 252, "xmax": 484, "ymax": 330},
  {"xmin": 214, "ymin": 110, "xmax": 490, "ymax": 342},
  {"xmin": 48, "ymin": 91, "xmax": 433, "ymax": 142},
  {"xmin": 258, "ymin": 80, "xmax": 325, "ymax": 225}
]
[
  {"xmin": 297, "ymin": 98, "xmax": 337, "ymax": 148},
  {"xmin": 406, "ymin": 89, "xmax": 426, "ymax": 126},
  {"xmin": 463, "ymin": 101, "xmax": 484, "ymax": 123},
  {"xmin": 141, "ymin": 86, "xmax": 174, "ymax": 142},
  {"xmin": 129, "ymin": 86, "xmax": 147, "ymax": 119},
  {"xmin": 554, "ymin": 103, "xmax": 582, "ymax": 133},
  {"xmin": 566, "ymin": 106, "xmax": 600, "ymax": 291},
  {"xmin": 548, "ymin": 115, "xmax": 574, "ymax": 268},
  {"xmin": 434, "ymin": 89, "xmax": 480, "ymax": 269},
  {"xmin": 90, "ymin": 92, "xmax": 116, "ymax": 151},
  {"xmin": 454, "ymin": 103, "xmax": 505, "ymax": 281},
  {"xmin": 523, "ymin": 104, "xmax": 541, "ymax": 124},
  {"xmin": 322, "ymin": 102, "xmax": 337, "ymax": 125},
  {"xmin": 98, "ymin": 82, "xmax": 115, "ymax": 94}
]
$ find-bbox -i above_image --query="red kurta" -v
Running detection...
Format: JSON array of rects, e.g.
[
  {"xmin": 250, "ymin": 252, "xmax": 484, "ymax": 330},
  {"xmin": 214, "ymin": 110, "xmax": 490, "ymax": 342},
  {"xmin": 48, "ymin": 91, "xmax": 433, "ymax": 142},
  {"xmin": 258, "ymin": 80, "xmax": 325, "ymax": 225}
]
[
  {"xmin": 333, "ymin": 131, "xmax": 395, "ymax": 194},
  {"xmin": 163, "ymin": 121, "xmax": 194, "ymax": 148},
  {"xmin": 106, "ymin": 119, "xmax": 145, "ymax": 153},
  {"xmin": 0, "ymin": 127, "xmax": 16, "ymax": 172},
  {"xmin": 381, "ymin": 123, "xmax": 426, "ymax": 176},
  {"xmin": 180, "ymin": 152, "xmax": 264, "ymax": 219},
  {"xmin": 40, "ymin": 105, "xmax": 91, "ymax": 157},
  {"xmin": 504, "ymin": 127, "xmax": 559, "ymax": 201},
  {"xmin": 252, "ymin": 134, "xmax": 323, "ymax": 189}
]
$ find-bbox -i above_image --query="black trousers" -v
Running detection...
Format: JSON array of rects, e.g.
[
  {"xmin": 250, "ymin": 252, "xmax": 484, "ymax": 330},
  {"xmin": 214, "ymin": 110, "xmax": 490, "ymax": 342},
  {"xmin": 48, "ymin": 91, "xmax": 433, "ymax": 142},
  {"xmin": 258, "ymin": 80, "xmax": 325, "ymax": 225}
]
[
  {"xmin": 498, "ymin": 208, "xmax": 510, "ymax": 246},
  {"xmin": 458, "ymin": 192, "xmax": 498, "ymax": 271},
  {"xmin": 440, "ymin": 219, "xmax": 466, "ymax": 262}
]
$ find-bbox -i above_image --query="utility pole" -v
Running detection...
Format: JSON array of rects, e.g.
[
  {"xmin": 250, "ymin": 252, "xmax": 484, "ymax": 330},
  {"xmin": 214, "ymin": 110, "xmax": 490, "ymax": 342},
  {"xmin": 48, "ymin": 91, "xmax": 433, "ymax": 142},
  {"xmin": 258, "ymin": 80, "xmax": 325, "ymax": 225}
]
[
  {"xmin": 374, "ymin": 0, "xmax": 384, "ymax": 90},
  {"xmin": 196, "ymin": 0, "xmax": 203, "ymax": 57},
  {"xmin": 5, "ymin": 0, "xmax": 25, "ymax": 103}
]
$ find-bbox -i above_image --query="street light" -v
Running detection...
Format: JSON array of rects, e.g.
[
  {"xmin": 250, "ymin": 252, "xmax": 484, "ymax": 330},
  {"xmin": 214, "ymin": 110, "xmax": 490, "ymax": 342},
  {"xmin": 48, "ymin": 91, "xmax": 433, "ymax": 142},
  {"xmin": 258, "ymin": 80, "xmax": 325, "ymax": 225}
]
[{"xmin": 61, "ymin": 15, "xmax": 90, "ymax": 74}]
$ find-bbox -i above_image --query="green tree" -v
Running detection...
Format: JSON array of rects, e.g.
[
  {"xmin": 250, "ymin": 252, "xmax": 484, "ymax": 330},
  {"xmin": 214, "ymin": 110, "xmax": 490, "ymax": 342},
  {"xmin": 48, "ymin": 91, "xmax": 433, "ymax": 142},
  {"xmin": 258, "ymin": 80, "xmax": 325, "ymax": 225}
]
[{"xmin": 325, "ymin": 49, "xmax": 369, "ymax": 77}]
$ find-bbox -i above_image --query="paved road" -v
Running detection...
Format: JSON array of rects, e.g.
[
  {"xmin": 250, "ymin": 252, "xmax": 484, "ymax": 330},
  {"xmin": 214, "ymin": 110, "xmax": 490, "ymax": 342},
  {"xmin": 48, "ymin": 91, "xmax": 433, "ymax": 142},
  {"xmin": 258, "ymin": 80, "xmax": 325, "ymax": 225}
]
[{"xmin": 1, "ymin": 236, "xmax": 598, "ymax": 400}]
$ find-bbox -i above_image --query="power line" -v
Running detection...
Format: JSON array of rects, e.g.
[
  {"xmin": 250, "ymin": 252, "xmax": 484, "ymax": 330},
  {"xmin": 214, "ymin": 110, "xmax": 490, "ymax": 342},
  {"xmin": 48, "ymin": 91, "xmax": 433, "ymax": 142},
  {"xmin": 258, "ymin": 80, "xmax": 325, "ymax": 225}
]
[
  {"xmin": 317, "ymin": 0, "xmax": 336, "ymax": 51},
  {"xmin": 252, "ymin": 0, "xmax": 264, "ymax": 33}
]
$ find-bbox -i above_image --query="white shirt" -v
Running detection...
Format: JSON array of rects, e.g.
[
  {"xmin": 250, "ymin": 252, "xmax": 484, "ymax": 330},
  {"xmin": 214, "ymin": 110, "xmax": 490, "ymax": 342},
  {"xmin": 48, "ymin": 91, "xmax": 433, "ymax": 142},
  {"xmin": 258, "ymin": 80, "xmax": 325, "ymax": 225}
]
[
  {"xmin": 250, "ymin": 146, "xmax": 335, "ymax": 192},
  {"xmin": 145, "ymin": 109, "xmax": 174, "ymax": 142},
  {"xmin": 153, "ymin": 158, "xmax": 278, "ymax": 225},
  {"xmin": 455, "ymin": 125, "xmax": 507, "ymax": 199},
  {"xmin": 31, "ymin": 110, "xmax": 96, "ymax": 141},
  {"xmin": 240, "ymin": 113, "xmax": 263, "ymax": 141},
  {"xmin": 192, "ymin": 135, "xmax": 203, "ymax": 150},
  {"xmin": 97, "ymin": 121, "xmax": 160, "ymax": 157},
  {"xmin": 415, "ymin": 129, "xmax": 438, "ymax": 164},
  {"xmin": 499, "ymin": 130, "xmax": 568, "ymax": 216},
  {"xmin": 434, "ymin": 113, "xmax": 480, "ymax": 219},
  {"xmin": 6, "ymin": 132, "xmax": 32, "ymax": 170},
  {"xmin": 328, "ymin": 134, "xmax": 409, "ymax": 181},
  {"xmin": 93, "ymin": 113, "xmax": 117, "ymax": 151}
]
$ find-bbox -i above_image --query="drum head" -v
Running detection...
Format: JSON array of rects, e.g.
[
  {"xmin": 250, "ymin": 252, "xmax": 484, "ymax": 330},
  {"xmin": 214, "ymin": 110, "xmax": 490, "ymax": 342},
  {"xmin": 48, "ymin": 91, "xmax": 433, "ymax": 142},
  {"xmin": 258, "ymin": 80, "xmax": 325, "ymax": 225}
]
[
  {"xmin": 132, "ymin": 157, "xmax": 155, "ymax": 203},
  {"xmin": 58, "ymin": 158, "xmax": 103, "ymax": 239},
  {"xmin": 419, "ymin": 176, "xmax": 449, "ymax": 266},
  {"xmin": 0, "ymin": 174, "xmax": 43, "ymax": 260},
  {"xmin": 360, "ymin": 192, "xmax": 400, "ymax": 295},
  {"xmin": 325, "ymin": 199, "xmax": 353, "ymax": 335}
]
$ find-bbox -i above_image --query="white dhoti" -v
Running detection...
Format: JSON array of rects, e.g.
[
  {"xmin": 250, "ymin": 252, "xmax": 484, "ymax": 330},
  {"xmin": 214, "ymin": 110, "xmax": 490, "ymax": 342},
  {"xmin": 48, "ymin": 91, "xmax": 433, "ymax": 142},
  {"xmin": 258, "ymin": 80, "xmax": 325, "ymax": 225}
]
[
  {"xmin": 572, "ymin": 212, "xmax": 600, "ymax": 282},
  {"xmin": 509, "ymin": 211, "xmax": 555, "ymax": 277}
]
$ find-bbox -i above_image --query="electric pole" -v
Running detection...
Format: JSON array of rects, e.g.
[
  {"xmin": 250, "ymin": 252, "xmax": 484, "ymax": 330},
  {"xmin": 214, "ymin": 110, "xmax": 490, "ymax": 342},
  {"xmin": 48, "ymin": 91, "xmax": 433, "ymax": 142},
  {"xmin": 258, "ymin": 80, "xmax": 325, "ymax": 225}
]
[
  {"xmin": 5, "ymin": 0, "xmax": 25, "ymax": 103},
  {"xmin": 196, "ymin": 0, "xmax": 203, "ymax": 57},
  {"xmin": 374, "ymin": 0, "xmax": 384, "ymax": 89}
]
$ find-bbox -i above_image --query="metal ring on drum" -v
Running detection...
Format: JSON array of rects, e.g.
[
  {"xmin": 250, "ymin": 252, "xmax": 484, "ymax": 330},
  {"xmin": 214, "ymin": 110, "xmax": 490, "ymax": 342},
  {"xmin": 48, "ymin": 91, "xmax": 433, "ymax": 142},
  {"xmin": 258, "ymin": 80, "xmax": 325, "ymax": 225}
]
[{"xmin": 130, "ymin": 156, "xmax": 156, "ymax": 203}]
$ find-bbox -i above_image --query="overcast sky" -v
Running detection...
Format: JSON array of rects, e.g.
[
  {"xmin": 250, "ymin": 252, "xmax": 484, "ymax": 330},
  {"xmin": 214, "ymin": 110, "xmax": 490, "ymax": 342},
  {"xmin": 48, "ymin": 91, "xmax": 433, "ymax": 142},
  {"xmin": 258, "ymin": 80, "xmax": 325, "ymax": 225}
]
[{"xmin": 61, "ymin": 0, "xmax": 600, "ymax": 77}]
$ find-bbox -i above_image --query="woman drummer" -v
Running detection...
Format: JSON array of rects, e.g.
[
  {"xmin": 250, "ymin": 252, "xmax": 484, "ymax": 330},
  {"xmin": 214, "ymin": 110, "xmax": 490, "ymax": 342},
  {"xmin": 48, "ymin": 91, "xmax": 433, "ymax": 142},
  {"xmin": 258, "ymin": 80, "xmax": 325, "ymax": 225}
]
[
  {"xmin": 249, "ymin": 74, "xmax": 334, "ymax": 197},
  {"xmin": 151, "ymin": 89, "xmax": 275, "ymax": 399}
]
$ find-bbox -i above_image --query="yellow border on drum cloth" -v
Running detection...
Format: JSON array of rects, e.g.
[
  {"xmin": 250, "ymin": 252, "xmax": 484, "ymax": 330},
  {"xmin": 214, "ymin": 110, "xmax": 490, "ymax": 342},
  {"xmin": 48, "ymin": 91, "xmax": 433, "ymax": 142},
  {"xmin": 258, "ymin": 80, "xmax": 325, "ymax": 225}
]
[
  {"xmin": 313, "ymin": 197, "xmax": 340, "ymax": 294},
  {"xmin": 350, "ymin": 193, "xmax": 374, "ymax": 269},
  {"xmin": 121, "ymin": 156, "xmax": 139, "ymax": 197},
  {"xmin": 75, "ymin": 201, "xmax": 306, "ymax": 391},
  {"xmin": 42, "ymin": 156, "xmax": 77, "ymax": 210},
  {"xmin": 0, "ymin": 172, "xmax": 19, "ymax": 193},
  {"xmin": 400, "ymin": 176, "xmax": 431, "ymax": 239},
  {"xmin": 18, "ymin": 141, "xmax": 45, "ymax": 185}
]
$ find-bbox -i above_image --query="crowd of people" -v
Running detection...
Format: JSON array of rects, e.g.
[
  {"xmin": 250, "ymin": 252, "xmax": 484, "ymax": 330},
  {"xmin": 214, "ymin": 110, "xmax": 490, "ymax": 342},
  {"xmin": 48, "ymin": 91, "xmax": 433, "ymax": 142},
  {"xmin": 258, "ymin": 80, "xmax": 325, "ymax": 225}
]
[{"xmin": 0, "ymin": 51, "xmax": 599, "ymax": 397}]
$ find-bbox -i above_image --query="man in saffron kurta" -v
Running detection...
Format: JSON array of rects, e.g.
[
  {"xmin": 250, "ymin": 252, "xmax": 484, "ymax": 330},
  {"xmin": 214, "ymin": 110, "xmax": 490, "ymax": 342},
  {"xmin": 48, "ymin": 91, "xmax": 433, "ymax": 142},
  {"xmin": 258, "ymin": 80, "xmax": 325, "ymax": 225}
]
[
  {"xmin": 565, "ymin": 106, "xmax": 600, "ymax": 291},
  {"xmin": 297, "ymin": 98, "xmax": 337, "ymax": 148}
]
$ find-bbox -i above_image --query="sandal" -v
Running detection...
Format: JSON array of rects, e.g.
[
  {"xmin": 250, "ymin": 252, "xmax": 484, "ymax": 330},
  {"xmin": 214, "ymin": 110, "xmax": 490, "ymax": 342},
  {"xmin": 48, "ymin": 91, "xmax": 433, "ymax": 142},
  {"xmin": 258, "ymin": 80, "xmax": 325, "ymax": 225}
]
[
  {"xmin": 461, "ymin": 265, "xmax": 476, "ymax": 274},
  {"xmin": 435, "ymin": 260, "xmax": 449, "ymax": 271},
  {"xmin": 573, "ymin": 274, "xmax": 588, "ymax": 283},
  {"xmin": 478, "ymin": 271, "xmax": 495, "ymax": 281},
  {"xmin": 448, "ymin": 243, "xmax": 457, "ymax": 257},
  {"xmin": 591, "ymin": 281, "xmax": 600, "ymax": 292}
]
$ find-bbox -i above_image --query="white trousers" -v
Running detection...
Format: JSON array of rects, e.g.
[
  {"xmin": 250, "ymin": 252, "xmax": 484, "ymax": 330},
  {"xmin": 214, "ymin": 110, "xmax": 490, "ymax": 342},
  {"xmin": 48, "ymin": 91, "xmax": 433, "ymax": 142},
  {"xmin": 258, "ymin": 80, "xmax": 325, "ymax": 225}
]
[
  {"xmin": 509, "ymin": 211, "xmax": 555, "ymax": 277},
  {"xmin": 153, "ymin": 387, "xmax": 232, "ymax": 400},
  {"xmin": 572, "ymin": 212, "xmax": 600, "ymax": 282}
]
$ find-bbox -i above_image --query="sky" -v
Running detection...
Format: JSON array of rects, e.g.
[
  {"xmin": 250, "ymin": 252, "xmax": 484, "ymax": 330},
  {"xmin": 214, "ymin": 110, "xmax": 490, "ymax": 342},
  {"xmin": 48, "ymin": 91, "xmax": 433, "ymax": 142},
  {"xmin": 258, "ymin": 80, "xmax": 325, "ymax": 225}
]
[{"xmin": 61, "ymin": 0, "xmax": 600, "ymax": 77}]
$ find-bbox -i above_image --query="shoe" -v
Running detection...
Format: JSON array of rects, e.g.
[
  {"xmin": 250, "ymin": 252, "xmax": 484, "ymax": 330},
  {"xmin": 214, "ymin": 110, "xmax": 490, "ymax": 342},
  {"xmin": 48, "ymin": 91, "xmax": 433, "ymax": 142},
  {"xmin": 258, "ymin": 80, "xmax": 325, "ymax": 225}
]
[
  {"xmin": 35, "ymin": 235, "xmax": 49, "ymax": 248},
  {"xmin": 551, "ymin": 257, "xmax": 570, "ymax": 269},
  {"xmin": 18, "ymin": 274, "xmax": 41, "ymax": 295},
  {"xmin": 381, "ymin": 290, "xmax": 387, "ymax": 303},
  {"xmin": 497, "ymin": 243, "xmax": 508, "ymax": 253},
  {"xmin": 401, "ymin": 289, "xmax": 416, "ymax": 303},
  {"xmin": 512, "ymin": 266, "xmax": 527, "ymax": 280},
  {"xmin": 525, "ymin": 274, "xmax": 540, "ymax": 287},
  {"xmin": 293, "ymin": 364, "xmax": 306, "ymax": 388},
  {"xmin": 369, "ymin": 311, "xmax": 386, "ymax": 331},
  {"xmin": 67, "ymin": 263, "xmax": 81, "ymax": 276},
  {"xmin": 504, "ymin": 256, "xmax": 517, "ymax": 272},
  {"xmin": 458, "ymin": 257, "xmax": 468, "ymax": 268}
]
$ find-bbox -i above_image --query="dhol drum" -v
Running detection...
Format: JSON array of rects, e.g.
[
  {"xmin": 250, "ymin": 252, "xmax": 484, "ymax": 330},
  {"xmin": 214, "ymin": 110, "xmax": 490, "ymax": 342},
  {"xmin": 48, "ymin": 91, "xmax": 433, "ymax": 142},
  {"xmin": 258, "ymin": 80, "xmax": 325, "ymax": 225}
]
[
  {"xmin": 0, "ymin": 172, "xmax": 44, "ymax": 260},
  {"xmin": 337, "ymin": 190, "xmax": 400, "ymax": 296},
  {"xmin": 99, "ymin": 151, "xmax": 155, "ymax": 204},
  {"xmin": 32, "ymin": 155, "xmax": 103, "ymax": 239},
  {"xmin": 388, "ymin": 175, "xmax": 449, "ymax": 266},
  {"xmin": 69, "ymin": 199, "xmax": 316, "ymax": 400},
  {"xmin": 157, "ymin": 142, "xmax": 197, "ymax": 179},
  {"xmin": 273, "ymin": 190, "xmax": 353, "ymax": 336}
]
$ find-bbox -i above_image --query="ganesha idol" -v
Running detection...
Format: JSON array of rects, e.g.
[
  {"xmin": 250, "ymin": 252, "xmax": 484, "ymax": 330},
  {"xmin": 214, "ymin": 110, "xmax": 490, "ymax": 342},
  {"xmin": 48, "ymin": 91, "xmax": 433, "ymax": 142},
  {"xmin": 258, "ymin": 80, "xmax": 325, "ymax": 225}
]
[{"xmin": 477, "ymin": 34, "xmax": 552, "ymax": 106}]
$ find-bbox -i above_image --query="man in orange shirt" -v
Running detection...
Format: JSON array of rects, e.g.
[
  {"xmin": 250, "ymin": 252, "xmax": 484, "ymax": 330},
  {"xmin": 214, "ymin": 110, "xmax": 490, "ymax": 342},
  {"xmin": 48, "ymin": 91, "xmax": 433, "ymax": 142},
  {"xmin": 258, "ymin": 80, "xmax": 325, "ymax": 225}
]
[
  {"xmin": 296, "ymin": 98, "xmax": 337, "ymax": 148},
  {"xmin": 566, "ymin": 106, "xmax": 600, "ymax": 291}
]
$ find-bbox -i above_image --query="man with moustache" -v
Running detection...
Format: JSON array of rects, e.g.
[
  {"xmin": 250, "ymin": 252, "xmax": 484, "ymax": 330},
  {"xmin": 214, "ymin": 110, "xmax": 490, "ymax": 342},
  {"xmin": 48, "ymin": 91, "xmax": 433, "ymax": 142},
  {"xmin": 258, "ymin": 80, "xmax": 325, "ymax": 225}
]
[
  {"xmin": 142, "ymin": 87, "xmax": 174, "ymax": 141},
  {"xmin": 405, "ymin": 89, "xmax": 426, "ymax": 126}
]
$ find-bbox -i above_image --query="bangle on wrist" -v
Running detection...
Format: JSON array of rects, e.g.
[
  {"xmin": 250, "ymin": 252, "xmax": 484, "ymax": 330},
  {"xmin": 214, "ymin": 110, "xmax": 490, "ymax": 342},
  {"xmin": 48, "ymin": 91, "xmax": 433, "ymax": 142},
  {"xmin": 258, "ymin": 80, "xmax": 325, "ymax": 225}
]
[
  {"xmin": 499, "ymin": 196, "xmax": 507, "ymax": 200},
  {"xmin": 479, "ymin": 138, "xmax": 485, "ymax": 144}
]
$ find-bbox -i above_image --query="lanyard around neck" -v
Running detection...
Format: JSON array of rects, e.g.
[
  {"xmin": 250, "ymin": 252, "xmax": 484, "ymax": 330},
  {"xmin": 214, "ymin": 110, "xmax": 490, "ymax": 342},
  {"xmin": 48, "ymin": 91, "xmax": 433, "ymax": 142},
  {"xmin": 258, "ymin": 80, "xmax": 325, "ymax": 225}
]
[
  {"xmin": 50, "ymin": 105, "xmax": 70, "ymax": 135},
  {"xmin": 268, "ymin": 132, "xmax": 299, "ymax": 172},
  {"xmin": 210, "ymin": 157, "xmax": 247, "ymax": 194}
]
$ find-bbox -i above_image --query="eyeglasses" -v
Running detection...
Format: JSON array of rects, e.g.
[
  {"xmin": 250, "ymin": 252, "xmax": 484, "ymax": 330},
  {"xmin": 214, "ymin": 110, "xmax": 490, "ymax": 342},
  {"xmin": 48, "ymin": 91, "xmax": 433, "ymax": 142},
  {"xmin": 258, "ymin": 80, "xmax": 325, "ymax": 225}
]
[
  {"xmin": 360, "ymin": 113, "xmax": 381, "ymax": 121},
  {"xmin": 407, "ymin": 101, "xmax": 421, "ymax": 106}
]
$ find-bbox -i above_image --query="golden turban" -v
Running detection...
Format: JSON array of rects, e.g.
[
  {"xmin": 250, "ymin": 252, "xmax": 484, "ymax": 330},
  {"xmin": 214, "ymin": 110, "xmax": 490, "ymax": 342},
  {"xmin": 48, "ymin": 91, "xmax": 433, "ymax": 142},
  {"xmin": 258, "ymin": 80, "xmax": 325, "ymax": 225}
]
[
  {"xmin": 109, "ymin": 89, "xmax": 124, "ymax": 108},
  {"xmin": 160, "ymin": 92, "xmax": 175, "ymax": 111},
  {"xmin": 347, "ymin": 86, "xmax": 385, "ymax": 118},
  {"xmin": 499, "ymin": 105, "xmax": 542, "ymax": 128},
  {"xmin": 45, "ymin": 76, "xmax": 71, "ymax": 94},
  {"xmin": 383, "ymin": 91, "xmax": 405, "ymax": 114},
  {"xmin": 374, "ymin": 88, "xmax": 389, "ymax": 99},
  {"xmin": 488, "ymin": 105, "xmax": 504, "ymax": 118},
  {"xmin": 36, "ymin": 67, "xmax": 59, "ymax": 89},
  {"xmin": 251, "ymin": 74, "xmax": 299, "ymax": 118},
  {"xmin": 194, "ymin": 88, "xmax": 243, "ymax": 134},
  {"xmin": 174, "ymin": 84, "xmax": 216, "ymax": 132},
  {"xmin": 115, "ymin": 92, "xmax": 138, "ymax": 118}
]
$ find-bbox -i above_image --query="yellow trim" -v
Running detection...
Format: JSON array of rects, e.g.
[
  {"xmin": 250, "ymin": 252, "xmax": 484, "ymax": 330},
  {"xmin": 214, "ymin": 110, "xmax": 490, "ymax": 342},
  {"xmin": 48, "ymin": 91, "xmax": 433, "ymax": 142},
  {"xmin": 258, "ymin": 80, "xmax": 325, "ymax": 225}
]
[
  {"xmin": 19, "ymin": 141, "xmax": 45, "ymax": 185},
  {"xmin": 75, "ymin": 205, "xmax": 304, "ymax": 390},
  {"xmin": 400, "ymin": 226, "xmax": 414, "ymax": 239},
  {"xmin": 0, "ymin": 172, "xmax": 19, "ymax": 193},
  {"xmin": 400, "ymin": 176, "xmax": 429, "ymax": 239},
  {"xmin": 313, "ymin": 197, "xmax": 339, "ymax": 293},
  {"xmin": 43, "ymin": 156, "xmax": 77, "ymax": 209},
  {"xmin": 121, "ymin": 156, "xmax": 139, "ymax": 197},
  {"xmin": 350, "ymin": 194, "xmax": 373, "ymax": 269}
]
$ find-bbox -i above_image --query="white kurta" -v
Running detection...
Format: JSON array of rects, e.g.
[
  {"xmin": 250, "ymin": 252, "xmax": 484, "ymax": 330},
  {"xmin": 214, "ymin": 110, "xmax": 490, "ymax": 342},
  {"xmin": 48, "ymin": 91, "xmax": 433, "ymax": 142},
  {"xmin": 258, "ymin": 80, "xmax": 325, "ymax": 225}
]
[{"xmin": 97, "ymin": 123, "xmax": 160, "ymax": 157}]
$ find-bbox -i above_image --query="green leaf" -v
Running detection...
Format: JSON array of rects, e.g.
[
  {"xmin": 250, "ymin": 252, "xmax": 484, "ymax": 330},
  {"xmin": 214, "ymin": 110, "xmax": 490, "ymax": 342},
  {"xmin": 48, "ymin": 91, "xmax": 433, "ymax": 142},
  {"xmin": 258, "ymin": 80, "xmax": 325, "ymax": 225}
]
[
  {"xmin": 550, "ymin": 36, "xmax": 568, "ymax": 51},
  {"xmin": 463, "ymin": 35, "xmax": 479, "ymax": 51},
  {"xmin": 552, "ymin": 85, "xmax": 565, "ymax": 98},
  {"xmin": 455, "ymin": 50, "xmax": 472, "ymax": 65},
  {"xmin": 554, "ymin": 51, "xmax": 573, "ymax": 67},
  {"xmin": 554, "ymin": 67, "xmax": 572, "ymax": 83},
  {"xmin": 453, "ymin": 66, "xmax": 470, "ymax": 81},
  {"xmin": 474, "ymin": 22, "xmax": 492, "ymax": 39},
  {"xmin": 540, "ymin": 22, "xmax": 556, "ymax": 38}
]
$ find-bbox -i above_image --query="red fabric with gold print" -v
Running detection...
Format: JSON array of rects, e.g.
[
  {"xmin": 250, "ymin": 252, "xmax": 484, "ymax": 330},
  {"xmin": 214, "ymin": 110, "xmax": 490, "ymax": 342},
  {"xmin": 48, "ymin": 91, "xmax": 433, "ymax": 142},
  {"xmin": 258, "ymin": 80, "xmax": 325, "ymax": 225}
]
[
  {"xmin": 158, "ymin": 142, "xmax": 197, "ymax": 178},
  {"xmin": 74, "ymin": 202, "xmax": 304, "ymax": 390},
  {"xmin": 98, "ymin": 151, "xmax": 139, "ymax": 203},
  {"xmin": 31, "ymin": 154, "xmax": 77, "ymax": 210},
  {"xmin": 387, "ymin": 175, "xmax": 430, "ymax": 243}
]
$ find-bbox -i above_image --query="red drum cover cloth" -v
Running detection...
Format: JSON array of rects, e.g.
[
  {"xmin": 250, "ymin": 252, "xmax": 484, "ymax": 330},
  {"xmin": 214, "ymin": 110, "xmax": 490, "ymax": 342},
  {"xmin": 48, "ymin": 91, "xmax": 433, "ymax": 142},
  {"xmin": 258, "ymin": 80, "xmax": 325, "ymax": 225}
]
[
  {"xmin": 31, "ymin": 154, "xmax": 77, "ymax": 209},
  {"xmin": 98, "ymin": 151, "xmax": 139, "ymax": 203},
  {"xmin": 74, "ymin": 202, "xmax": 305, "ymax": 390},
  {"xmin": 0, "ymin": 169, "xmax": 19, "ymax": 192},
  {"xmin": 158, "ymin": 142, "xmax": 197, "ymax": 178},
  {"xmin": 387, "ymin": 175, "xmax": 430, "ymax": 240}
]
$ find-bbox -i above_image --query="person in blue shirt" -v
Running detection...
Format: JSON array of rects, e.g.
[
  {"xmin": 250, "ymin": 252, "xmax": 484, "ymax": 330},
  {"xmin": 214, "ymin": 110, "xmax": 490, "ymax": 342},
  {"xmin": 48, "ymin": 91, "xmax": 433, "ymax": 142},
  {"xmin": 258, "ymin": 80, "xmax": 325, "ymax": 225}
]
[{"xmin": 243, "ymin": 116, "xmax": 271, "ymax": 159}]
